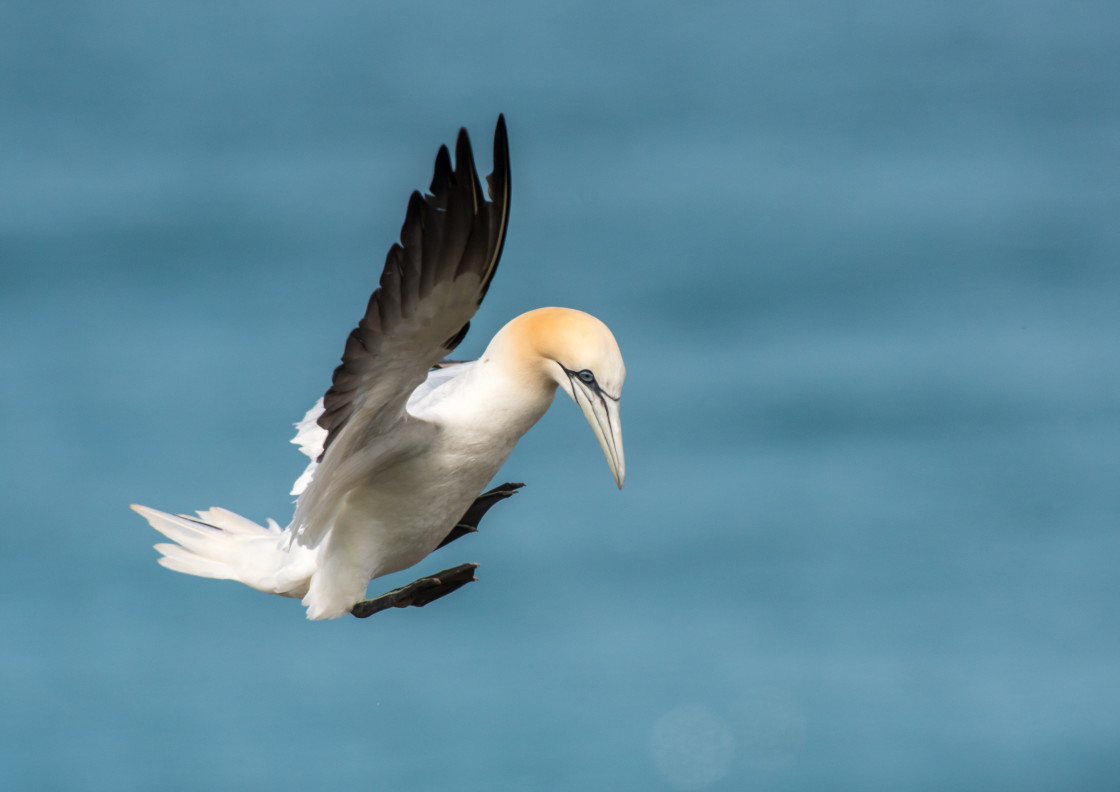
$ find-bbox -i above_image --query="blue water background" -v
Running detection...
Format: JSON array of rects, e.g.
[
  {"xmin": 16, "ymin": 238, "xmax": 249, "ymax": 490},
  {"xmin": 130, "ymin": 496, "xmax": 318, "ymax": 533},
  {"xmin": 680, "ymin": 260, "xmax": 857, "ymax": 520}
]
[{"xmin": 3, "ymin": 2, "xmax": 1119, "ymax": 789}]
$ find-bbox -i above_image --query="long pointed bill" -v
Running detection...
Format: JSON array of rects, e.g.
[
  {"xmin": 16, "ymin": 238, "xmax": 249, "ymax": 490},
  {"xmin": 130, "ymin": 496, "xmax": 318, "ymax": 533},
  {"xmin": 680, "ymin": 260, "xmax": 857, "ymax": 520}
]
[{"xmin": 570, "ymin": 381, "xmax": 625, "ymax": 489}]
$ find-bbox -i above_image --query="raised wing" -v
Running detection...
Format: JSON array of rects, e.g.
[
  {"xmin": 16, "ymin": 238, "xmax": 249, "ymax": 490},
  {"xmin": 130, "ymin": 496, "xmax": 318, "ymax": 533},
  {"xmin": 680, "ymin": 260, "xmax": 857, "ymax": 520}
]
[
  {"xmin": 318, "ymin": 115, "xmax": 511, "ymax": 460},
  {"xmin": 289, "ymin": 117, "xmax": 510, "ymax": 545}
]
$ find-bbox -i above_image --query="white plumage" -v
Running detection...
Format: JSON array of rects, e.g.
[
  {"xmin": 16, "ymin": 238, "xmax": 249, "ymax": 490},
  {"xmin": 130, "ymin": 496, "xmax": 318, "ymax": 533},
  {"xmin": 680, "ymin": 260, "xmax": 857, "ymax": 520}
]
[{"xmin": 132, "ymin": 117, "xmax": 626, "ymax": 620}]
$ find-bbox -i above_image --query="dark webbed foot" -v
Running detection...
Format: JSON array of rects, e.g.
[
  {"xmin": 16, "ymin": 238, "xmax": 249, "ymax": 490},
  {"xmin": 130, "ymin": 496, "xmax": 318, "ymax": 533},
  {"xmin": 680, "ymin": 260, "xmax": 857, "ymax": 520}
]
[
  {"xmin": 351, "ymin": 563, "xmax": 479, "ymax": 618},
  {"xmin": 437, "ymin": 482, "xmax": 524, "ymax": 548}
]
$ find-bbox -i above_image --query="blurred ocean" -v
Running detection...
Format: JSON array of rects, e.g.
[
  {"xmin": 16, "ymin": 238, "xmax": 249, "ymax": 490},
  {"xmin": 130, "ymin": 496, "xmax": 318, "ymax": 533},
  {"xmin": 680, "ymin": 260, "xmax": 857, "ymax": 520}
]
[{"xmin": 2, "ymin": 1, "xmax": 1118, "ymax": 789}]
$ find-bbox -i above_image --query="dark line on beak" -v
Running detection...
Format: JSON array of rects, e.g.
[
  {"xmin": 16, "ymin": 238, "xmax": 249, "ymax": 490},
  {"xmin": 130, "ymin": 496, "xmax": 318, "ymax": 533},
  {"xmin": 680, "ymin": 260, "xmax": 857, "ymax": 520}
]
[{"xmin": 600, "ymin": 392, "xmax": 616, "ymax": 444}]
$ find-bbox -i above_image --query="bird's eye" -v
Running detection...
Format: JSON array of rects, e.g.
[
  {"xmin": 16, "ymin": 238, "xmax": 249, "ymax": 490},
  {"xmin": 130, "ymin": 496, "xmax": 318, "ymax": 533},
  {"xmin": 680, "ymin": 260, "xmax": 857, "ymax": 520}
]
[{"xmin": 577, "ymin": 369, "xmax": 595, "ymax": 384}]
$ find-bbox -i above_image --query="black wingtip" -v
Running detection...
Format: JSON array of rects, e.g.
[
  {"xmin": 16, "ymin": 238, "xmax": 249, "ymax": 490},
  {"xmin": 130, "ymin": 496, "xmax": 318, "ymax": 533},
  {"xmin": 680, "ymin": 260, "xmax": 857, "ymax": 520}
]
[
  {"xmin": 479, "ymin": 114, "xmax": 511, "ymax": 302},
  {"xmin": 488, "ymin": 115, "xmax": 510, "ymax": 199},
  {"xmin": 454, "ymin": 127, "xmax": 477, "ymax": 174},
  {"xmin": 429, "ymin": 144, "xmax": 453, "ymax": 197}
]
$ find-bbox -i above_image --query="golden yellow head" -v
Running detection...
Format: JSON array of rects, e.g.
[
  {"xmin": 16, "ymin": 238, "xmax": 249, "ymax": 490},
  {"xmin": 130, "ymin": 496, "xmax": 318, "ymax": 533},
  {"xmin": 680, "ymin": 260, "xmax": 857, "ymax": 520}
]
[{"xmin": 495, "ymin": 307, "xmax": 626, "ymax": 488}]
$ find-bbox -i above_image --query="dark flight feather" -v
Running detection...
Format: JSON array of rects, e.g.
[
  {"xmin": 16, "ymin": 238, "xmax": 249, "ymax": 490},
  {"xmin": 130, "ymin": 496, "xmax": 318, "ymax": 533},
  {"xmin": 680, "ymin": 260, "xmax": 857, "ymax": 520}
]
[{"xmin": 316, "ymin": 116, "xmax": 512, "ymax": 460}]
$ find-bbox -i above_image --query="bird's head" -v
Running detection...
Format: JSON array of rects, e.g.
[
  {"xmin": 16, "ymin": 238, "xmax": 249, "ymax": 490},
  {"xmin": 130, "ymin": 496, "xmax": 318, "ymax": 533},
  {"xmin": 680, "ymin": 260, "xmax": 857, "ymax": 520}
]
[{"xmin": 508, "ymin": 307, "xmax": 626, "ymax": 489}]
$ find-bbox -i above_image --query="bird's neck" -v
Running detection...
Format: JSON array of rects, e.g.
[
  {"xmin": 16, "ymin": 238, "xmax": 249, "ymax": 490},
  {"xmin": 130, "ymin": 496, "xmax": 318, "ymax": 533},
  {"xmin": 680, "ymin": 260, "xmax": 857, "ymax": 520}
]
[
  {"xmin": 462, "ymin": 353, "xmax": 558, "ymax": 441},
  {"xmin": 433, "ymin": 324, "xmax": 561, "ymax": 444}
]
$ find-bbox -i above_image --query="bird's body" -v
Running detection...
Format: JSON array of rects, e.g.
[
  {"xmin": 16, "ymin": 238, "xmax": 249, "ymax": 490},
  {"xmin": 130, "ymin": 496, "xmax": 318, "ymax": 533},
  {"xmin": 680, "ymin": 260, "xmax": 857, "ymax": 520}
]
[{"xmin": 133, "ymin": 118, "xmax": 626, "ymax": 620}]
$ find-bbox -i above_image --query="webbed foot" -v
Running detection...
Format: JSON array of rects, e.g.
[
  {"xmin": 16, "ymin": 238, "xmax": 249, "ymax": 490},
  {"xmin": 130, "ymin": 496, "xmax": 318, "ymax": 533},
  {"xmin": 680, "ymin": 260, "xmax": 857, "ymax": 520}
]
[
  {"xmin": 350, "ymin": 562, "xmax": 479, "ymax": 618},
  {"xmin": 437, "ymin": 482, "xmax": 524, "ymax": 549}
]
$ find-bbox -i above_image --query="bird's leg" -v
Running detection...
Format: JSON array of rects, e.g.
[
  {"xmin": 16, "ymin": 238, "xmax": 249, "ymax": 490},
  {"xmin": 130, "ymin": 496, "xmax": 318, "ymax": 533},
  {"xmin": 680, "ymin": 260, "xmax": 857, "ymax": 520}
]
[
  {"xmin": 350, "ymin": 482, "xmax": 525, "ymax": 619},
  {"xmin": 437, "ymin": 481, "xmax": 524, "ymax": 548},
  {"xmin": 351, "ymin": 563, "xmax": 479, "ymax": 618}
]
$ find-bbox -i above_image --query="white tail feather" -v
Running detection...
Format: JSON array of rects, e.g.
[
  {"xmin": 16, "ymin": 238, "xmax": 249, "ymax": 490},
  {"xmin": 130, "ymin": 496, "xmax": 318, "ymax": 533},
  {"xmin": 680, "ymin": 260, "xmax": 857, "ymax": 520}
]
[
  {"xmin": 155, "ymin": 543, "xmax": 233, "ymax": 579},
  {"xmin": 132, "ymin": 504, "xmax": 313, "ymax": 598}
]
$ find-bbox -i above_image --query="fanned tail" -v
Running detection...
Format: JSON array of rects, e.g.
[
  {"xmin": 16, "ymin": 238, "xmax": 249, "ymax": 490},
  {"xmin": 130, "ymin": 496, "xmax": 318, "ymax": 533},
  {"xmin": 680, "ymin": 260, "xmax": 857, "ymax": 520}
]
[{"xmin": 132, "ymin": 504, "xmax": 308, "ymax": 596}]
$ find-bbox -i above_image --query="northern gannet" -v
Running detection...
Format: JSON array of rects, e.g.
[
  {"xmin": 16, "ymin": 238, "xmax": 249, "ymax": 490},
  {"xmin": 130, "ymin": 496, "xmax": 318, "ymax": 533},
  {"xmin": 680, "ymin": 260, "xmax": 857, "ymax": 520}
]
[{"xmin": 132, "ymin": 116, "xmax": 626, "ymax": 620}]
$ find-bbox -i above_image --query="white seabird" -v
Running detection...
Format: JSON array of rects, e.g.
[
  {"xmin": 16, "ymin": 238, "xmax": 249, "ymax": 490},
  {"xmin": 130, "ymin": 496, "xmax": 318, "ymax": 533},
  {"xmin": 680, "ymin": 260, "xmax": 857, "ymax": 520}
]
[{"xmin": 132, "ymin": 116, "xmax": 626, "ymax": 620}]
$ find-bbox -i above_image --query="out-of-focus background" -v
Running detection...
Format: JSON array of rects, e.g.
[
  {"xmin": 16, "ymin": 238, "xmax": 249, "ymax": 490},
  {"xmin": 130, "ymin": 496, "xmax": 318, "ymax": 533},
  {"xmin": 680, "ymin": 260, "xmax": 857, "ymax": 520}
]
[{"xmin": 3, "ymin": 2, "xmax": 1118, "ymax": 789}]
